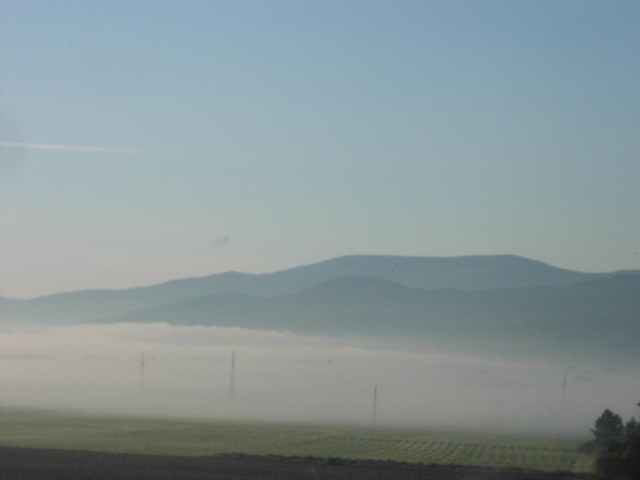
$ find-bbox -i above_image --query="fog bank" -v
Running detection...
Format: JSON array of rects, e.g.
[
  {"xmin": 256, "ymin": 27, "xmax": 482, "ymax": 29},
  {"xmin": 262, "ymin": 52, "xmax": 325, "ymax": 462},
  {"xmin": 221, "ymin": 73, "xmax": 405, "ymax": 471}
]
[{"xmin": 1, "ymin": 323, "xmax": 638, "ymax": 436}]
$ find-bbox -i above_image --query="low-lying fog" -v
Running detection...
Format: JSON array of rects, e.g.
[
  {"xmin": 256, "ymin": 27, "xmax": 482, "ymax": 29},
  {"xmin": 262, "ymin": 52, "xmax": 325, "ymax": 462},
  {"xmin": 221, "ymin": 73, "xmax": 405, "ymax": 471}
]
[{"xmin": 1, "ymin": 323, "xmax": 638, "ymax": 436}]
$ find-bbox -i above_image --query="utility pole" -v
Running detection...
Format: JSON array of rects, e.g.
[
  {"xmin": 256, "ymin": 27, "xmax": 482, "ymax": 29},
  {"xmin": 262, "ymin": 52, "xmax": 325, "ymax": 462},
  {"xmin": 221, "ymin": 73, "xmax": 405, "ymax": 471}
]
[
  {"xmin": 140, "ymin": 352, "xmax": 145, "ymax": 391},
  {"xmin": 372, "ymin": 385, "xmax": 378, "ymax": 426},
  {"xmin": 229, "ymin": 351, "xmax": 236, "ymax": 400}
]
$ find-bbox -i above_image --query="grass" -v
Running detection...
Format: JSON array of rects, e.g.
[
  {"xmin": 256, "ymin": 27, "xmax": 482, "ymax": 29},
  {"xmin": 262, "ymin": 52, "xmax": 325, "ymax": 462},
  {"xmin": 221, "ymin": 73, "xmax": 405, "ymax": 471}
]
[{"xmin": 0, "ymin": 408, "xmax": 594, "ymax": 473}]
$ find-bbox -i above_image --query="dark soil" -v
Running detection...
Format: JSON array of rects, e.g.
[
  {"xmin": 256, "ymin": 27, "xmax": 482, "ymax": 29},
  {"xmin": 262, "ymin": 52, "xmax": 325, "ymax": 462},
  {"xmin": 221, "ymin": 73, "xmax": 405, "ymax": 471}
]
[{"xmin": 0, "ymin": 446, "xmax": 589, "ymax": 480}]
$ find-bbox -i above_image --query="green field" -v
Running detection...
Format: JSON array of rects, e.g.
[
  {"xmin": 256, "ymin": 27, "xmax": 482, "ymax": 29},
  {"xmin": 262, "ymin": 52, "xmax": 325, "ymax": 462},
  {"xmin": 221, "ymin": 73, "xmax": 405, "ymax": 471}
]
[{"xmin": 0, "ymin": 409, "xmax": 593, "ymax": 473}]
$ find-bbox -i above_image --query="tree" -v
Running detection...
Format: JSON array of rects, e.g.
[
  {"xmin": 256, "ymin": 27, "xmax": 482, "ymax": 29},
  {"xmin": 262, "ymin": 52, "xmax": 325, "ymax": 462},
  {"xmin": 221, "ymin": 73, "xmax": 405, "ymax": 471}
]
[
  {"xmin": 587, "ymin": 404, "xmax": 640, "ymax": 479},
  {"xmin": 621, "ymin": 417, "xmax": 640, "ymax": 478},
  {"xmin": 590, "ymin": 409, "xmax": 624, "ymax": 453}
]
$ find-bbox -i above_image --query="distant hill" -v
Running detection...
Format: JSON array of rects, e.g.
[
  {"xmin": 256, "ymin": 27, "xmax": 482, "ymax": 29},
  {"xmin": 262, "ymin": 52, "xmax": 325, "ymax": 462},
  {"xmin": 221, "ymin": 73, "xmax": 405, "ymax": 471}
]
[
  {"xmin": 96, "ymin": 274, "xmax": 640, "ymax": 364},
  {"xmin": 1, "ymin": 254, "xmax": 633, "ymax": 325}
]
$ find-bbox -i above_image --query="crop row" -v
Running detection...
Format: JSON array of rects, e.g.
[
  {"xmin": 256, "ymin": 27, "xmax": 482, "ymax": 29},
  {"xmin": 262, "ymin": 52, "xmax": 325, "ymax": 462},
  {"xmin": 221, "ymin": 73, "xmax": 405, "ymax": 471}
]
[
  {"xmin": 299, "ymin": 435, "xmax": 592, "ymax": 473},
  {"xmin": 0, "ymin": 410, "xmax": 593, "ymax": 474}
]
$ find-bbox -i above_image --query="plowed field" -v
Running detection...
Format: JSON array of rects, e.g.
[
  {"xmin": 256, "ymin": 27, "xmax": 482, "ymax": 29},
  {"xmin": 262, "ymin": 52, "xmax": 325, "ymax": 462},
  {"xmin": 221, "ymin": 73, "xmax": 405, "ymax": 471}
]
[{"xmin": 0, "ymin": 447, "xmax": 588, "ymax": 480}]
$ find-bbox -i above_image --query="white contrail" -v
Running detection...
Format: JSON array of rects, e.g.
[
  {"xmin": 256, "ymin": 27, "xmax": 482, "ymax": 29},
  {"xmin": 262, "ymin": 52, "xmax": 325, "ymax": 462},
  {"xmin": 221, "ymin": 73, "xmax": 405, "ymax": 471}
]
[{"xmin": 0, "ymin": 141, "xmax": 178, "ymax": 156}]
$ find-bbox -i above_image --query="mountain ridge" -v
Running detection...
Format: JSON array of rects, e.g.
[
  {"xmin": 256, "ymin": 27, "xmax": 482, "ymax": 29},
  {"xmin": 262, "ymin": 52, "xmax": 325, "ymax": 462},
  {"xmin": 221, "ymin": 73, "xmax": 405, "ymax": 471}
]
[
  {"xmin": 89, "ymin": 273, "xmax": 640, "ymax": 364},
  {"xmin": 1, "ymin": 254, "xmax": 628, "ymax": 301},
  {"xmin": 1, "ymin": 254, "xmax": 637, "ymax": 328}
]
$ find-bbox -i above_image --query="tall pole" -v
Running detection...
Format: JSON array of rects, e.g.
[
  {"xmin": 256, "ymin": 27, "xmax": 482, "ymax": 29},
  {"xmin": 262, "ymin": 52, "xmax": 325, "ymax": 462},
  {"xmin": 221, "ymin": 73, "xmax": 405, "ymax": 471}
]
[
  {"xmin": 140, "ymin": 352, "xmax": 145, "ymax": 390},
  {"xmin": 372, "ymin": 385, "xmax": 377, "ymax": 426},
  {"xmin": 229, "ymin": 351, "xmax": 236, "ymax": 400}
]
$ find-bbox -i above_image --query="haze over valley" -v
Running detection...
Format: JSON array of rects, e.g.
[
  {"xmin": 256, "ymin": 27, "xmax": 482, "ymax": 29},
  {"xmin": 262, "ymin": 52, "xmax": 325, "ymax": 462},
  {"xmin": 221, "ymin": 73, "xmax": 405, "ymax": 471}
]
[{"xmin": 2, "ymin": 254, "xmax": 639, "ymax": 434}]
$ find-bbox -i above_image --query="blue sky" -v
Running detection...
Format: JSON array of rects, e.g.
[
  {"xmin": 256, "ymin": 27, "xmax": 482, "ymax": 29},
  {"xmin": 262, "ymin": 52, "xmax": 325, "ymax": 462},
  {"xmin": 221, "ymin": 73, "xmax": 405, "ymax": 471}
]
[{"xmin": 1, "ymin": 0, "xmax": 639, "ymax": 298}]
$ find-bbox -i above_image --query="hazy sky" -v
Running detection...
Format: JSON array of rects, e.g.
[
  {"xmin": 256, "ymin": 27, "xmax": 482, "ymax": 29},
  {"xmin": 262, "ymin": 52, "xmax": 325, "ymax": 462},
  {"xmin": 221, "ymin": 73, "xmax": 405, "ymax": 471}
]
[{"xmin": 1, "ymin": 0, "xmax": 639, "ymax": 298}]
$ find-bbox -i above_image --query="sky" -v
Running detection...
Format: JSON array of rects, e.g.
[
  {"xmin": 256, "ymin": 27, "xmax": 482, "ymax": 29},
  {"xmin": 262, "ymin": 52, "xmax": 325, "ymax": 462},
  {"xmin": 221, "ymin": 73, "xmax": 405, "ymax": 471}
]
[{"xmin": 1, "ymin": 0, "xmax": 639, "ymax": 299}]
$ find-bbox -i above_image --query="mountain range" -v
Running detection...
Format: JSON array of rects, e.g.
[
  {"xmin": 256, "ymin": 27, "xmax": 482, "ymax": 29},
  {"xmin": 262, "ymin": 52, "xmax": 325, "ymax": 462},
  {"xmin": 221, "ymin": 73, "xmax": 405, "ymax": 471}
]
[{"xmin": 2, "ymin": 255, "xmax": 638, "ymax": 364}]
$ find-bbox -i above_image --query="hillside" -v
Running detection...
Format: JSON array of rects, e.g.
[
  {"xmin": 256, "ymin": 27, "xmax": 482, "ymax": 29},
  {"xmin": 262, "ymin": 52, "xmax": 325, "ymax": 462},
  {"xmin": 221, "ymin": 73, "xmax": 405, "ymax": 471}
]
[
  {"xmin": 3, "ymin": 255, "xmax": 638, "ymax": 364},
  {"xmin": 0, "ymin": 254, "xmax": 631, "ymax": 325},
  {"xmin": 97, "ymin": 274, "xmax": 640, "ymax": 364}
]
